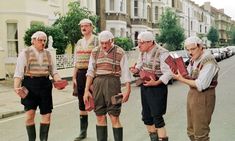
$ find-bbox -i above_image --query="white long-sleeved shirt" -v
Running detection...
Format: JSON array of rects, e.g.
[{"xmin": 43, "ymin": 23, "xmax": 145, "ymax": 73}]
[{"xmin": 187, "ymin": 50, "xmax": 219, "ymax": 91}]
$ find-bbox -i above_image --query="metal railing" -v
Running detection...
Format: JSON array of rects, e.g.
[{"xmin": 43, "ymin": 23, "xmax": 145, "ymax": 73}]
[
  {"xmin": 55, "ymin": 50, "xmax": 139, "ymax": 70},
  {"xmin": 56, "ymin": 54, "xmax": 75, "ymax": 69}
]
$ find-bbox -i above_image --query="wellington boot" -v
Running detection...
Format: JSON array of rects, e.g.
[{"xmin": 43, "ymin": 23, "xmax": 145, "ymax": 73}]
[
  {"xmin": 149, "ymin": 132, "xmax": 158, "ymax": 141},
  {"xmin": 74, "ymin": 115, "xmax": 88, "ymax": 141},
  {"xmin": 159, "ymin": 137, "xmax": 168, "ymax": 141},
  {"xmin": 40, "ymin": 123, "xmax": 50, "ymax": 141},
  {"xmin": 26, "ymin": 124, "xmax": 36, "ymax": 141},
  {"xmin": 113, "ymin": 127, "xmax": 123, "ymax": 141},
  {"xmin": 96, "ymin": 125, "xmax": 108, "ymax": 141}
]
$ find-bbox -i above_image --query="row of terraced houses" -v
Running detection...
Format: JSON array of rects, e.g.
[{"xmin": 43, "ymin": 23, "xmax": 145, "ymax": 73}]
[{"xmin": 0, "ymin": 0, "xmax": 234, "ymax": 79}]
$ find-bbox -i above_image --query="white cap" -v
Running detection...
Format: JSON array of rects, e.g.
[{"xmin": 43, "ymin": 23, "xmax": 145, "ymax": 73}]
[
  {"xmin": 31, "ymin": 31, "xmax": 47, "ymax": 40},
  {"xmin": 184, "ymin": 36, "xmax": 202, "ymax": 47},
  {"xmin": 78, "ymin": 18, "xmax": 93, "ymax": 25},
  {"xmin": 137, "ymin": 31, "xmax": 154, "ymax": 42},
  {"xmin": 98, "ymin": 30, "xmax": 114, "ymax": 42}
]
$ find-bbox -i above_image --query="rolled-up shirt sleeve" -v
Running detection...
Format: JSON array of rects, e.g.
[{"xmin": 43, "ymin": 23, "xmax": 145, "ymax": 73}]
[
  {"xmin": 73, "ymin": 41, "xmax": 80, "ymax": 67},
  {"xmin": 159, "ymin": 52, "xmax": 173, "ymax": 85},
  {"xmin": 14, "ymin": 50, "xmax": 27, "ymax": 79},
  {"xmin": 120, "ymin": 53, "xmax": 131, "ymax": 83},
  {"xmin": 46, "ymin": 49, "xmax": 58, "ymax": 76},
  {"xmin": 86, "ymin": 54, "xmax": 95, "ymax": 78},
  {"xmin": 135, "ymin": 52, "xmax": 143, "ymax": 70},
  {"xmin": 50, "ymin": 54, "xmax": 58, "ymax": 76},
  {"xmin": 195, "ymin": 63, "xmax": 219, "ymax": 92},
  {"xmin": 73, "ymin": 46, "xmax": 77, "ymax": 67}
]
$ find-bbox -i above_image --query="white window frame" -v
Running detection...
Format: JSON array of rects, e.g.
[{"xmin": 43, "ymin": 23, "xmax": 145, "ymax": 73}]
[
  {"xmin": 7, "ymin": 22, "xmax": 18, "ymax": 57},
  {"xmin": 134, "ymin": 0, "xmax": 138, "ymax": 17},
  {"xmin": 155, "ymin": 6, "xmax": 159, "ymax": 22},
  {"xmin": 120, "ymin": 0, "xmax": 124, "ymax": 12},
  {"xmin": 110, "ymin": 0, "xmax": 115, "ymax": 11},
  {"xmin": 106, "ymin": 0, "xmax": 126, "ymax": 14},
  {"xmin": 110, "ymin": 28, "xmax": 116, "ymax": 36},
  {"xmin": 120, "ymin": 28, "xmax": 125, "ymax": 37}
]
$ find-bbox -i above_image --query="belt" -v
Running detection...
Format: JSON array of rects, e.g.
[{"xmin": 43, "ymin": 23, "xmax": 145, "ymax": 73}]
[
  {"xmin": 24, "ymin": 75, "xmax": 49, "ymax": 79},
  {"xmin": 77, "ymin": 68, "xmax": 88, "ymax": 71},
  {"xmin": 202, "ymin": 86, "xmax": 216, "ymax": 92}
]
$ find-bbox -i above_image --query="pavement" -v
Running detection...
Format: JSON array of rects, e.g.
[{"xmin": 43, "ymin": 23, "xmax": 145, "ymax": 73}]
[
  {"xmin": 0, "ymin": 51, "xmax": 139, "ymax": 119},
  {"xmin": 0, "ymin": 76, "xmax": 137, "ymax": 119},
  {"xmin": 0, "ymin": 78, "xmax": 77, "ymax": 119}
]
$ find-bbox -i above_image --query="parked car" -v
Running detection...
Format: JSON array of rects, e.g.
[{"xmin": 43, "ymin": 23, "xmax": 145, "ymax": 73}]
[
  {"xmin": 209, "ymin": 48, "xmax": 223, "ymax": 61},
  {"xmin": 226, "ymin": 46, "xmax": 235, "ymax": 55},
  {"xmin": 225, "ymin": 47, "xmax": 233, "ymax": 57},
  {"xmin": 219, "ymin": 48, "xmax": 228, "ymax": 59}
]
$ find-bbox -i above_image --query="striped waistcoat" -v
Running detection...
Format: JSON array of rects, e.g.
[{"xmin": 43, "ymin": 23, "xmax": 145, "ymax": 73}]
[
  {"xmin": 142, "ymin": 46, "xmax": 168, "ymax": 77},
  {"xmin": 75, "ymin": 36, "xmax": 98, "ymax": 69},
  {"xmin": 92, "ymin": 45, "xmax": 124, "ymax": 76},
  {"xmin": 24, "ymin": 48, "xmax": 51, "ymax": 77}
]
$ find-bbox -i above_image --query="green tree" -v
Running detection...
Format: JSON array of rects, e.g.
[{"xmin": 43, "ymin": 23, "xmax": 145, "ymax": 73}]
[
  {"xmin": 207, "ymin": 26, "xmax": 219, "ymax": 47},
  {"xmin": 114, "ymin": 37, "xmax": 134, "ymax": 51},
  {"xmin": 230, "ymin": 27, "xmax": 235, "ymax": 45},
  {"xmin": 157, "ymin": 8, "xmax": 185, "ymax": 51},
  {"xmin": 24, "ymin": 24, "xmax": 68, "ymax": 54},
  {"xmin": 53, "ymin": 1, "xmax": 98, "ymax": 53}
]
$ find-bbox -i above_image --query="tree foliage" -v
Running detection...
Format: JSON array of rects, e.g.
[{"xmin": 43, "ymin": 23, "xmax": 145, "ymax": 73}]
[
  {"xmin": 207, "ymin": 26, "xmax": 219, "ymax": 47},
  {"xmin": 114, "ymin": 37, "xmax": 134, "ymax": 51},
  {"xmin": 157, "ymin": 8, "xmax": 185, "ymax": 51},
  {"xmin": 230, "ymin": 27, "xmax": 235, "ymax": 45},
  {"xmin": 24, "ymin": 24, "xmax": 68, "ymax": 54},
  {"xmin": 53, "ymin": 1, "xmax": 99, "ymax": 52}
]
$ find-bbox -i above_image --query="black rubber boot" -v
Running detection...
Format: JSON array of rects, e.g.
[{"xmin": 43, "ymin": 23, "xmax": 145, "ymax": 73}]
[
  {"xmin": 113, "ymin": 127, "xmax": 123, "ymax": 141},
  {"xmin": 149, "ymin": 132, "xmax": 158, "ymax": 141},
  {"xmin": 26, "ymin": 124, "xmax": 36, "ymax": 141},
  {"xmin": 74, "ymin": 115, "xmax": 88, "ymax": 141},
  {"xmin": 96, "ymin": 125, "xmax": 108, "ymax": 141},
  {"xmin": 40, "ymin": 123, "xmax": 50, "ymax": 141},
  {"xmin": 159, "ymin": 137, "xmax": 168, "ymax": 141}
]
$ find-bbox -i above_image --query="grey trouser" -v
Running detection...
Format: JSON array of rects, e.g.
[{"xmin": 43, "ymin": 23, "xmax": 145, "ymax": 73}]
[
  {"xmin": 187, "ymin": 88, "xmax": 215, "ymax": 141},
  {"xmin": 93, "ymin": 75, "xmax": 121, "ymax": 116}
]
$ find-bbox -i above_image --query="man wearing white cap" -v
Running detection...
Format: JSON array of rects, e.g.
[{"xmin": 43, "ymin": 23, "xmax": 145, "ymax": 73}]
[
  {"xmin": 14, "ymin": 31, "xmax": 63, "ymax": 141},
  {"xmin": 172, "ymin": 36, "xmax": 219, "ymax": 141},
  {"xmin": 84, "ymin": 30, "xmax": 131, "ymax": 141},
  {"xmin": 73, "ymin": 18, "xmax": 98, "ymax": 141},
  {"xmin": 130, "ymin": 31, "xmax": 172, "ymax": 141}
]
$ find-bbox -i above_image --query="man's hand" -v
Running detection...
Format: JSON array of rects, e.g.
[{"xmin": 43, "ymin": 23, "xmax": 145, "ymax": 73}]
[
  {"xmin": 83, "ymin": 90, "xmax": 92, "ymax": 102},
  {"xmin": 172, "ymin": 70, "xmax": 183, "ymax": 81},
  {"xmin": 122, "ymin": 92, "xmax": 130, "ymax": 103},
  {"xmin": 72, "ymin": 77, "xmax": 77, "ymax": 86},
  {"xmin": 129, "ymin": 67, "xmax": 139, "ymax": 74},
  {"xmin": 143, "ymin": 76, "xmax": 158, "ymax": 86},
  {"xmin": 14, "ymin": 87, "xmax": 28, "ymax": 99}
]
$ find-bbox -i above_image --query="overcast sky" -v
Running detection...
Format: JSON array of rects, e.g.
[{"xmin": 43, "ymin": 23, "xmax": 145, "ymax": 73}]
[{"xmin": 193, "ymin": 0, "xmax": 235, "ymax": 20}]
